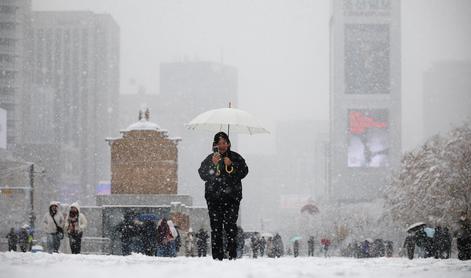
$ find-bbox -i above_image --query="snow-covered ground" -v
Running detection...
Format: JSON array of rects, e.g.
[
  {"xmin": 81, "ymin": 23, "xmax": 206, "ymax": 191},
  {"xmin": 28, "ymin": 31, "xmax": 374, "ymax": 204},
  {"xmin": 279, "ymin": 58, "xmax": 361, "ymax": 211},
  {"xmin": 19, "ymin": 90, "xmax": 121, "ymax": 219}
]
[{"xmin": 1, "ymin": 252, "xmax": 470, "ymax": 278}]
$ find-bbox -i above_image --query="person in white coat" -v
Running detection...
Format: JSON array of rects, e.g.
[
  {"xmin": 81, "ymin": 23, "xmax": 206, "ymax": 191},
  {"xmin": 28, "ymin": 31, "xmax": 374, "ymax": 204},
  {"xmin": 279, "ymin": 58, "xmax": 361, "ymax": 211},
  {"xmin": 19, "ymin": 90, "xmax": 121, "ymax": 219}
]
[
  {"xmin": 42, "ymin": 201, "xmax": 64, "ymax": 253},
  {"xmin": 167, "ymin": 220, "xmax": 179, "ymax": 257},
  {"xmin": 64, "ymin": 202, "xmax": 87, "ymax": 254}
]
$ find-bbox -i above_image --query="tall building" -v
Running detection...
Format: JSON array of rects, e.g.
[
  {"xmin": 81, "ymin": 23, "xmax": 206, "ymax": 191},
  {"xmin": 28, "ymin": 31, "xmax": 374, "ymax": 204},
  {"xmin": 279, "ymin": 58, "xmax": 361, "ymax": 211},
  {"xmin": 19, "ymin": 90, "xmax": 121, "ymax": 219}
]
[
  {"xmin": 22, "ymin": 11, "xmax": 120, "ymax": 204},
  {"xmin": 0, "ymin": 0, "xmax": 31, "ymax": 148},
  {"xmin": 423, "ymin": 61, "xmax": 471, "ymax": 139},
  {"xmin": 157, "ymin": 61, "xmax": 238, "ymax": 205},
  {"xmin": 329, "ymin": 0, "xmax": 401, "ymax": 202}
]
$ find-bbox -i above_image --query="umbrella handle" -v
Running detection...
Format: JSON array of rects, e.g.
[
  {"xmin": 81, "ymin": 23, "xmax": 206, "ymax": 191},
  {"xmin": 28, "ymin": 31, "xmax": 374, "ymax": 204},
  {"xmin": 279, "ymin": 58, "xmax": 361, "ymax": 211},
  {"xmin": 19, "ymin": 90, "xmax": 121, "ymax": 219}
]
[{"xmin": 225, "ymin": 165, "xmax": 233, "ymax": 174}]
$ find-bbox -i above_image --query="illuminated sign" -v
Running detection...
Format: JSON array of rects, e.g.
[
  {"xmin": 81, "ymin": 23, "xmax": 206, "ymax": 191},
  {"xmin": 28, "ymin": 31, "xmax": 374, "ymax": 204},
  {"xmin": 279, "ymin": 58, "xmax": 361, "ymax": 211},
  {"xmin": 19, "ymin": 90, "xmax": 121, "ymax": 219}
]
[{"xmin": 348, "ymin": 110, "xmax": 389, "ymax": 167}]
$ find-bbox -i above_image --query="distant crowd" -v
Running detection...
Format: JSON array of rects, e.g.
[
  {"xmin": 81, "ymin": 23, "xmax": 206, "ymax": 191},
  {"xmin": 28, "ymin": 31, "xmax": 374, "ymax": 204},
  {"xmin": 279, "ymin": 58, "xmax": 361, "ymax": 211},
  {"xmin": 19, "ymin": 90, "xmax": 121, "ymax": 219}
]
[{"xmin": 4, "ymin": 202, "xmax": 471, "ymax": 261}]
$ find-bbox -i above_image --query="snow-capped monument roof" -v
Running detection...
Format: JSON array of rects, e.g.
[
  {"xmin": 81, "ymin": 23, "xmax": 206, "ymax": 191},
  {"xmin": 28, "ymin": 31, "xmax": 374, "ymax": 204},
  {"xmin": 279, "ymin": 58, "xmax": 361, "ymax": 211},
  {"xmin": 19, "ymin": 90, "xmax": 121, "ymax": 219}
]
[
  {"xmin": 124, "ymin": 109, "xmax": 161, "ymax": 131},
  {"xmin": 126, "ymin": 118, "xmax": 161, "ymax": 131}
]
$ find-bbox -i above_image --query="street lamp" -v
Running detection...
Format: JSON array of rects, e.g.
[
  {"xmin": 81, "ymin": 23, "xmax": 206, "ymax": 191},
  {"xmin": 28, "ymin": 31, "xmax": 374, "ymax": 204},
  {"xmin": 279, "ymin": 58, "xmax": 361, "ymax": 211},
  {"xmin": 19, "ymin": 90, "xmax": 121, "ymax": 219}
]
[{"xmin": 29, "ymin": 164, "xmax": 45, "ymax": 231}]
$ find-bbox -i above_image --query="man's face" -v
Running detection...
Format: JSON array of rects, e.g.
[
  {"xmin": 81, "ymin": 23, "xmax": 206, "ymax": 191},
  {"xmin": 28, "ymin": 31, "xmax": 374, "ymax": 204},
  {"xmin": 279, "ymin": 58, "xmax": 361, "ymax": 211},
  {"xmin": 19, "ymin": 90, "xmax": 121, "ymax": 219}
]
[
  {"xmin": 216, "ymin": 138, "xmax": 230, "ymax": 154},
  {"xmin": 51, "ymin": 205, "xmax": 58, "ymax": 213}
]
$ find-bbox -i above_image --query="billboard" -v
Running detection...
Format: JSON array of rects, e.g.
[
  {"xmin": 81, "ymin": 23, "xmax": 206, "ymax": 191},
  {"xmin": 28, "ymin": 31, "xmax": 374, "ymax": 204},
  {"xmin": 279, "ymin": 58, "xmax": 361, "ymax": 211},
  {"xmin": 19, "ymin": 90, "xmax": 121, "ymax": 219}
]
[
  {"xmin": 0, "ymin": 108, "xmax": 6, "ymax": 149},
  {"xmin": 96, "ymin": 181, "xmax": 111, "ymax": 195},
  {"xmin": 348, "ymin": 109, "xmax": 389, "ymax": 167}
]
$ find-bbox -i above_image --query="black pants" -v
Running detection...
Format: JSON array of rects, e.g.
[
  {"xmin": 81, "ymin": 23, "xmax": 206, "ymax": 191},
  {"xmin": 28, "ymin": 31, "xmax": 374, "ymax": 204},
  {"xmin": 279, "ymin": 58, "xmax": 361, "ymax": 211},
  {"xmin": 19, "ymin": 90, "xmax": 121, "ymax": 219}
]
[
  {"xmin": 8, "ymin": 243, "xmax": 17, "ymax": 252},
  {"xmin": 407, "ymin": 246, "xmax": 415, "ymax": 260},
  {"xmin": 69, "ymin": 234, "xmax": 83, "ymax": 254},
  {"xmin": 457, "ymin": 238, "xmax": 471, "ymax": 261},
  {"xmin": 207, "ymin": 199, "xmax": 240, "ymax": 260},
  {"xmin": 197, "ymin": 245, "xmax": 207, "ymax": 257}
]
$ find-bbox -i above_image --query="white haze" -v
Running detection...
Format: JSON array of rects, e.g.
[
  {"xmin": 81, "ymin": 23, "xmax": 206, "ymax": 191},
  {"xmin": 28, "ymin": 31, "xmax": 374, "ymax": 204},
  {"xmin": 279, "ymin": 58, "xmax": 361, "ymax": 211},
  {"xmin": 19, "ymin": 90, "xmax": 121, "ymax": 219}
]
[{"xmin": 31, "ymin": 0, "xmax": 471, "ymax": 232}]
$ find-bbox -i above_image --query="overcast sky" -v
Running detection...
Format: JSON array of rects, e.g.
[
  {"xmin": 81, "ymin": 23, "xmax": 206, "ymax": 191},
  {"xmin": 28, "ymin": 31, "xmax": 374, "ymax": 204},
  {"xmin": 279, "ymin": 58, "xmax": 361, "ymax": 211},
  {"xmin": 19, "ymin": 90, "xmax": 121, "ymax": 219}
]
[{"xmin": 32, "ymin": 0, "xmax": 471, "ymax": 152}]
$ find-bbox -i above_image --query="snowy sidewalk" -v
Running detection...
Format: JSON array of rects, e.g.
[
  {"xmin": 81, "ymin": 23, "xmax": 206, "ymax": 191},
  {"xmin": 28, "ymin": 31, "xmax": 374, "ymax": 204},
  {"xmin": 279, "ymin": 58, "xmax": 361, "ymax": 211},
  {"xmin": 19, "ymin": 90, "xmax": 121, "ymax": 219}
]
[{"xmin": 1, "ymin": 252, "xmax": 470, "ymax": 278}]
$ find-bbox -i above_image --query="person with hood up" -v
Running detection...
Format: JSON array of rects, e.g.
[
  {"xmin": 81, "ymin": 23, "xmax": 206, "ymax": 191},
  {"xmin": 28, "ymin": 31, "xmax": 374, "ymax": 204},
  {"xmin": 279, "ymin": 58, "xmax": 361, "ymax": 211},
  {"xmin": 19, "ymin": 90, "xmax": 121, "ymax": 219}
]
[
  {"xmin": 42, "ymin": 201, "xmax": 64, "ymax": 253},
  {"xmin": 198, "ymin": 132, "xmax": 249, "ymax": 260},
  {"xmin": 6, "ymin": 227, "xmax": 18, "ymax": 251},
  {"xmin": 64, "ymin": 202, "xmax": 87, "ymax": 254}
]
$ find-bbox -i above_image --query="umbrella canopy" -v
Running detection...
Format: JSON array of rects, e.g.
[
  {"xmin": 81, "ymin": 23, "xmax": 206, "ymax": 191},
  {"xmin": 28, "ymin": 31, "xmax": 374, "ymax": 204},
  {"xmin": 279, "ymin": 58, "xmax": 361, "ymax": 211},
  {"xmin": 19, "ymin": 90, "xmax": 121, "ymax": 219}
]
[
  {"xmin": 300, "ymin": 203, "xmax": 320, "ymax": 215},
  {"xmin": 260, "ymin": 232, "xmax": 273, "ymax": 238},
  {"xmin": 290, "ymin": 235, "xmax": 302, "ymax": 242},
  {"xmin": 186, "ymin": 107, "xmax": 269, "ymax": 135},
  {"xmin": 406, "ymin": 222, "xmax": 426, "ymax": 233}
]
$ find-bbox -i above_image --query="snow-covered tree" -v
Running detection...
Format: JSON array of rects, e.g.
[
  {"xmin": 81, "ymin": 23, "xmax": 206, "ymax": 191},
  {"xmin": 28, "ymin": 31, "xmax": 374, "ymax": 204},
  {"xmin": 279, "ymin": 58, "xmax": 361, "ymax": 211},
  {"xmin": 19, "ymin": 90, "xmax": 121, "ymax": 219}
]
[{"xmin": 384, "ymin": 124, "xmax": 471, "ymax": 228}]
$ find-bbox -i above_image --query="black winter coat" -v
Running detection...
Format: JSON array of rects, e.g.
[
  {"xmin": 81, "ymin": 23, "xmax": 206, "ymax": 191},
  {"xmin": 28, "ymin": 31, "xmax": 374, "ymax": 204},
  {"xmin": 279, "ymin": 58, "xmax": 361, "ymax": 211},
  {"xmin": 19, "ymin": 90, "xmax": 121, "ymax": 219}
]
[{"xmin": 198, "ymin": 150, "xmax": 248, "ymax": 202}]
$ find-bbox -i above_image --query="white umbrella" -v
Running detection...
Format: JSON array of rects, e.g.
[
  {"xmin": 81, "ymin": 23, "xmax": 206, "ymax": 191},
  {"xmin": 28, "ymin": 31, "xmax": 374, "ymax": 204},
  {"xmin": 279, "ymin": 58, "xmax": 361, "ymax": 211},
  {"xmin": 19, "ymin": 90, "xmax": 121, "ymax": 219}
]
[
  {"xmin": 406, "ymin": 222, "xmax": 426, "ymax": 233},
  {"xmin": 260, "ymin": 232, "xmax": 273, "ymax": 238},
  {"xmin": 186, "ymin": 107, "xmax": 269, "ymax": 136}
]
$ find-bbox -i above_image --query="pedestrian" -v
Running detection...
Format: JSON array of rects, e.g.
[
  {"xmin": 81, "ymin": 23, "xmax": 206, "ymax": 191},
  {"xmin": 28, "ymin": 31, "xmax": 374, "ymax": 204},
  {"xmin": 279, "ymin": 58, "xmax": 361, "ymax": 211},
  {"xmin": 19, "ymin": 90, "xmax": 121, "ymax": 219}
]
[
  {"xmin": 185, "ymin": 228, "xmax": 195, "ymax": 257},
  {"xmin": 250, "ymin": 235, "xmax": 259, "ymax": 258},
  {"xmin": 403, "ymin": 233, "xmax": 415, "ymax": 260},
  {"xmin": 456, "ymin": 211, "xmax": 471, "ymax": 260},
  {"xmin": 321, "ymin": 238, "xmax": 331, "ymax": 257},
  {"xmin": 293, "ymin": 240, "xmax": 300, "ymax": 257},
  {"xmin": 273, "ymin": 233, "xmax": 284, "ymax": 258},
  {"xmin": 156, "ymin": 218, "xmax": 173, "ymax": 257},
  {"xmin": 443, "ymin": 227, "xmax": 452, "ymax": 259},
  {"xmin": 259, "ymin": 236, "xmax": 266, "ymax": 257},
  {"xmin": 6, "ymin": 227, "xmax": 18, "ymax": 251},
  {"xmin": 141, "ymin": 219, "xmax": 157, "ymax": 256},
  {"xmin": 42, "ymin": 201, "xmax": 64, "ymax": 253},
  {"xmin": 198, "ymin": 132, "xmax": 249, "ymax": 260},
  {"xmin": 196, "ymin": 228, "xmax": 209, "ymax": 257},
  {"xmin": 64, "ymin": 202, "xmax": 87, "ymax": 254},
  {"xmin": 414, "ymin": 227, "xmax": 427, "ymax": 258},
  {"xmin": 266, "ymin": 237, "xmax": 275, "ymax": 258},
  {"xmin": 385, "ymin": 240, "xmax": 394, "ymax": 257},
  {"xmin": 167, "ymin": 220, "xmax": 179, "ymax": 257},
  {"xmin": 236, "ymin": 226, "xmax": 245, "ymax": 258},
  {"xmin": 307, "ymin": 236, "xmax": 315, "ymax": 257},
  {"xmin": 116, "ymin": 211, "xmax": 136, "ymax": 256},
  {"xmin": 18, "ymin": 225, "xmax": 29, "ymax": 252}
]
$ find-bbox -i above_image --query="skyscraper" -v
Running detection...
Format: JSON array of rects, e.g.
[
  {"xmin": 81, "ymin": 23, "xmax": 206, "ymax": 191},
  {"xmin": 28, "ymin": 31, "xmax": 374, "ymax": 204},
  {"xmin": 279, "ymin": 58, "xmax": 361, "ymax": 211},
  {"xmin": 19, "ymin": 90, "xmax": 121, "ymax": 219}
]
[
  {"xmin": 0, "ymin": 0, "xmax": 31, "ymax": 148},
  {"xmin": 24, "ymin": 11, "xmax": 119, "ymax": 203},
  {"xmin": 329, "ymin": 0, "xmax": 401, "ymax": 202}
]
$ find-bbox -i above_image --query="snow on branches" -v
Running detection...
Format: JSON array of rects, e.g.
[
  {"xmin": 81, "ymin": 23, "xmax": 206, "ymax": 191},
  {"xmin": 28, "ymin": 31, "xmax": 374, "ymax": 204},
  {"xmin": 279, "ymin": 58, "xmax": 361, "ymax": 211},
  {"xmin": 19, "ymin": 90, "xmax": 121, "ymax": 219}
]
[{"xmin": 384, "ymin": 124, "xmax": 471, "ymax": 227}]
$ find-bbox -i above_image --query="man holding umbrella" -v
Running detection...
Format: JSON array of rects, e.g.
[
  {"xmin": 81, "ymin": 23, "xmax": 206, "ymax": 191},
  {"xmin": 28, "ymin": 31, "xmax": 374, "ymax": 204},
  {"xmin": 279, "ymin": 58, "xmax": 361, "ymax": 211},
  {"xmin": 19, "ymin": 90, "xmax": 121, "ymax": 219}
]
[{"xmin": 198, "ymin": 131, "xmax": 248, "ymax": 260}]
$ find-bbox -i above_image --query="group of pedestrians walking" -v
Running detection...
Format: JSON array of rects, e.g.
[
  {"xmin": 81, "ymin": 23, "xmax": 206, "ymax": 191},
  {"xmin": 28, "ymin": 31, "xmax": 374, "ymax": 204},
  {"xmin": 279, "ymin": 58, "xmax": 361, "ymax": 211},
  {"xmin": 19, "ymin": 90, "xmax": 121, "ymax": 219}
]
[
  {"xmin": 6, "ymin": 225, "xmax": 32, "ymax": 252},
  {"xmin": 42, "ymin": 201, "xmax": 88, "ymax": 254}
]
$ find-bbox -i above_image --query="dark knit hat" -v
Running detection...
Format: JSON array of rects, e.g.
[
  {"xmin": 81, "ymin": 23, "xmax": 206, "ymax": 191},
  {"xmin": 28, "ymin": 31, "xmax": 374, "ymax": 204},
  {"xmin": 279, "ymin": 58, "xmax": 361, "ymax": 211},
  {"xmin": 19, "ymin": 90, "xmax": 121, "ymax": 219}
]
[{"xmin": 213, "ymin": 131, "xmax": 231, "ymax": 146}]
